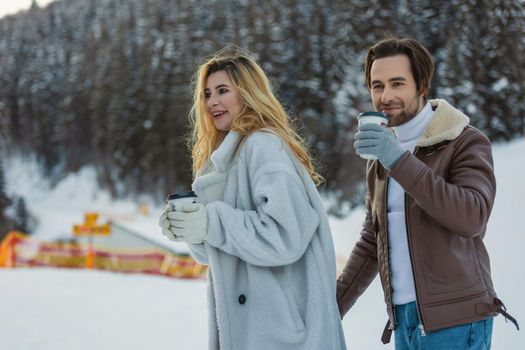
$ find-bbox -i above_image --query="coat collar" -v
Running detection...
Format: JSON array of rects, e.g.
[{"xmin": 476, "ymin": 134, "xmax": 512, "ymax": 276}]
[
  {"xmin": 417, "ymin": 99, "xmax": 470, "ymax": 147},
  {"xmin": 209, "ymin": 131, "xmax": 244, "ymax": 173}
]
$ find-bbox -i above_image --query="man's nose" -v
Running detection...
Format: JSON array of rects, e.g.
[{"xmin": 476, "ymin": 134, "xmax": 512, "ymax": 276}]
[{"xmin": 381, "ymin": 86, "xmax": 394, "ymax": 104}]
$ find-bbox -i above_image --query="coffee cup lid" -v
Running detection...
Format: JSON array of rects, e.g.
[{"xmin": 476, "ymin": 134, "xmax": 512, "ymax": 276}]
[
  {"xmin": 357, "ymin": 111, "xmax": 388, "ymax": 118},
  {"xmin": 167, "ymin": 191, "xmax": 196, "ymax": 201}
]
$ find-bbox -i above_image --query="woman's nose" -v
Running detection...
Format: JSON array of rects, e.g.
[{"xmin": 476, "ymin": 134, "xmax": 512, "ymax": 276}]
[{"xmin": 207, "ymin": 95, "xmax": 219, "ymax": 107}]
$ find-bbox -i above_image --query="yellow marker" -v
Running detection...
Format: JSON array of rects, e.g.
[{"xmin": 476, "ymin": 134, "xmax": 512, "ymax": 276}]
[{"xmin": 84, "ymin": 212, "xmax": 98, "ymax": 226}]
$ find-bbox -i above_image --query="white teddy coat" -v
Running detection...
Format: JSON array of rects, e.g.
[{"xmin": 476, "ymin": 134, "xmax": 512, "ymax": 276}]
[{"xmin": 188, "ymin": 130, "xmax": 346, "ymax": 350}]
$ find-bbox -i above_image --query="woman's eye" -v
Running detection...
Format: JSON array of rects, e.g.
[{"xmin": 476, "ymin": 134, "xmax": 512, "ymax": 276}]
[
  {"xmin": 204, "ymin": 92, "xmax": 211, "ymax": 99},
  {"xmin": 218, "ymin": 88, "xmax": 229, "ymax": 94}
]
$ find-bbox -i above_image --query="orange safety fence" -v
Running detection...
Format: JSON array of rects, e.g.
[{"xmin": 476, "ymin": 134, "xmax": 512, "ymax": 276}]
[{"xmin": 0, "ymin": 231, "xmax": 207, "ymax": 279}]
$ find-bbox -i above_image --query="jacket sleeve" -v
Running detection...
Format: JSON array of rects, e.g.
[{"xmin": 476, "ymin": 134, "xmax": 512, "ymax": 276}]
[
  {"xmin": 389, "ymin": 128, "xmax": 496, "ymax": 238},
  {"xmin": 336, "ymin": 175, "xmax": 379, "ymax": 317},
  {"xmin": 204, "ymin": 134, "xmax": 320, "ymax": 267}
]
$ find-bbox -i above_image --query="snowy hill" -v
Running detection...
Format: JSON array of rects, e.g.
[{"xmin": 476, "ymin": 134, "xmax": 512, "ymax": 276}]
[{"xmin": 2, "ymin": 137, "xmax": 525, "ymax": 349}]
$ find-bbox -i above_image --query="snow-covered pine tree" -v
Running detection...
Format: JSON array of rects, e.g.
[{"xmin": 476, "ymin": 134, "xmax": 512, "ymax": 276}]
[
  {"xmin": 13, "ymin": 197, "xmax": 31, "ymax": 234},
  {"xmin": 0, "ymin": 161, "xmax": 12, "ymax": 239}
]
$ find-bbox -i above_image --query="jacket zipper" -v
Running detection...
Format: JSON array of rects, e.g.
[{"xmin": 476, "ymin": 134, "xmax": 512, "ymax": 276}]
[
  {"xmin": 405, "ymin": 146, "xmax": 426, "ymax": 336},
  {"xmin": 405, "ymin": 201, "xmax": 426, "ymax": 336},
  {"xmin": 384, "ymin": 179, "xmax": 397, "ymax": 331}
]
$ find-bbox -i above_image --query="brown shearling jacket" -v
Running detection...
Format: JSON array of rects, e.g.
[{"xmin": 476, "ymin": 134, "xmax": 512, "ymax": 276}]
[{"xmin": 336, "ymin": 99, "xmax": 513, "ymax": 343}]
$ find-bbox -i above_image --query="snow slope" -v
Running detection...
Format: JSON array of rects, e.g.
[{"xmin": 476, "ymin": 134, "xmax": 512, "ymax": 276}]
[{"xmin": 2, "ymin": 137, "xmax": 524, "ymax": 349}]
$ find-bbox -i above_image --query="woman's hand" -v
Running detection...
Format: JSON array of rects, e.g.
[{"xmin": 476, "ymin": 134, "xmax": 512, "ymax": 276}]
[
  {"xmin": 159, "ymin": 205, "xmax": 183, "ymax": 241},
  {"xmin": 165, "ymin": 203, "xmax": 209, "ymax": 244}
]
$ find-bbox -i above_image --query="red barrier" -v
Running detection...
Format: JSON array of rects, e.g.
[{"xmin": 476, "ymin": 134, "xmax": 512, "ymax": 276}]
[{"xmin": 0, "ymin": 231, "xmax": 206, "ymax": 279}]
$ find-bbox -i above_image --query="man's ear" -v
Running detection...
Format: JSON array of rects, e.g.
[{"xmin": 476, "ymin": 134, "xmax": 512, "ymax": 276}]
[{"xmin": 418, "ymin": 83, "xmax": 428, "ymax": 99}]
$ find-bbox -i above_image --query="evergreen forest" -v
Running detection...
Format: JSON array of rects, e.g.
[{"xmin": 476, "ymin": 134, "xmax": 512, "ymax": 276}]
[{"xmin": 1, "ymin": 0, "xmax": 524, "ymax": 218}]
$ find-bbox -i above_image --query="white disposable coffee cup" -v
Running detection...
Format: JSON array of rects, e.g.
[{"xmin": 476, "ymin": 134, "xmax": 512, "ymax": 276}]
[
  {"xmin": 167, "ymin": 191, "xmax": 197, "ymax": 211},
  {"xmin": 356, "ymin": 111, "xmax": 389, "ymax": 160}
]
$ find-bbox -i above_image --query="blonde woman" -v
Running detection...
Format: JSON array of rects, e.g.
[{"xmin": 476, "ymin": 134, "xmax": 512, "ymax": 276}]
[{"xmin": 159, "ymin": 47, "xmax": 346, "ymax": 350}]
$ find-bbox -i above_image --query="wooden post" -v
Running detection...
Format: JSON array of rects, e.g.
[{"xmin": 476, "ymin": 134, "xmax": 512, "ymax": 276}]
[{"xmin": 85, "ymin": 234, "xmax": 94, "ymax": 269}]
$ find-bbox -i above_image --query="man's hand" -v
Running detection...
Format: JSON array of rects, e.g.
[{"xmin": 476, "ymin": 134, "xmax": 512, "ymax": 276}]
[
  {"xmin": 167, "ymin": 203, "xmax": 208, "ymax": 244},
  {"xmin": 354, "ymin": 123, "xmax": 406, "ymax": 170}
]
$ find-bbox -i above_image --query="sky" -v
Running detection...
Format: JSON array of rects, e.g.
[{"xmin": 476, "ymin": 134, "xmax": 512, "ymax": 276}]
[
  {"xmin": 0, "ymin": 0, "xmax": 56, "ymax": 18},
  {"xmin": 2, "ymin": 136, "xmax": 524, "ymax": 349}
]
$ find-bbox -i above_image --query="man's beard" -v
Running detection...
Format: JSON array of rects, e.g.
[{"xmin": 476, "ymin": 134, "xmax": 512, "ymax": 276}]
[{"xmin": 382, "ymin": 96, "xmax": 422, "ymax": 127}]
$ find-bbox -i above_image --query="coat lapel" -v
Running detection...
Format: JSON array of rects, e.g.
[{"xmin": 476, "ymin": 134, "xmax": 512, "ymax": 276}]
[
  {"xmin": 192, "ymin": 131, "xmax": 243, "ymax": 203},
  {"xmin": 210, "ymin": 131, "xmax": 244, "ymax": 173}
]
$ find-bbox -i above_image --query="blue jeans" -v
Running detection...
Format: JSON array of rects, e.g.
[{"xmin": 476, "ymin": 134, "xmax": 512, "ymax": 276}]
[{"xmin": 394, "ymin": 302, "xmax": 493, "ymax": 350}]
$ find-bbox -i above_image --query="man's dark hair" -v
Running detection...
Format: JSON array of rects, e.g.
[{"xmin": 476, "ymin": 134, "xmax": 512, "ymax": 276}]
[{"xmin": 364, "ymin": 37, "xmax": 434, "ymax": 99}]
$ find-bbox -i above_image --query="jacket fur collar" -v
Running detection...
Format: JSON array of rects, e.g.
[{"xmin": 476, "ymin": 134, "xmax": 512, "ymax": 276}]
[{"xmin": 417, "ymin": 99, "xmax": 470, "ymax": 147}]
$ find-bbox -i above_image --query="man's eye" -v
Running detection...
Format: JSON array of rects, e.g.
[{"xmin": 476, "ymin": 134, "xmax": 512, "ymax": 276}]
[{"xmin": 372, "ymin": 85, "xmax": 383, "ymax": 90}]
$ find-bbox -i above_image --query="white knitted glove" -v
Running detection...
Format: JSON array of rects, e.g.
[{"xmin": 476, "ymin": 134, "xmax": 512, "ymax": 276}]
[
  {"xmin": 159, "ymin": 205, "xmax": 183, "ymax": 241},
  {"xmin": 167, "ymin": 203, "xmax": 208, "ymax": 244}
]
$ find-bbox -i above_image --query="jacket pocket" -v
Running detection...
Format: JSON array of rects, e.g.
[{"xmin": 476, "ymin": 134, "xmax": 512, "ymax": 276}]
[
  {"xmin": 419, "ymin": 224, "xmax": 483, "ymax": 295},
  {"xmin": 284, "ymin": 287, "xmax": 305, "ymax": 333}
]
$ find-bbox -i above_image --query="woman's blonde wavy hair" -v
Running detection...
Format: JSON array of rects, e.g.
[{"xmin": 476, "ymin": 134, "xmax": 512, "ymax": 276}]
[{"xmin": 189, "ymin": 46, "xmax": 323, "ymax": 185}]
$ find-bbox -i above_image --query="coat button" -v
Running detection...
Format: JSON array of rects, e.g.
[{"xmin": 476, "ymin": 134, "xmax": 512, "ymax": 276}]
[{"xmin": 238, "ymin": 294, "xmax": 246, "ymax": 305}]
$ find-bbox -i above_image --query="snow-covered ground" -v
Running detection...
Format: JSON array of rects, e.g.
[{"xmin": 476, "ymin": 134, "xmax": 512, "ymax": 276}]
[
  {"xmin": 0, "ymin": 268, "xmax": 207, "ymax": 350},
  {"xmin": 2, "ymin": 137, "xmax": 525, "ymax": 349}
]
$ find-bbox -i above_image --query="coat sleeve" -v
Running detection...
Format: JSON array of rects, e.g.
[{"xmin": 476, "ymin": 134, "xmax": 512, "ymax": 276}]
[
  {"xmin": 204, "ymin": 134, "xmax": 320, "ymax": 267},
  {"xmin": 389, "ymin": 128, "xmax": 496, "ymax": 238},
  {"xmin": 187, "ymin": 243, "xmax": 208, "ymax": 265},
  {"xmin": 336, "ymin": 167, "xmax": 379, "ymax": 317}
]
